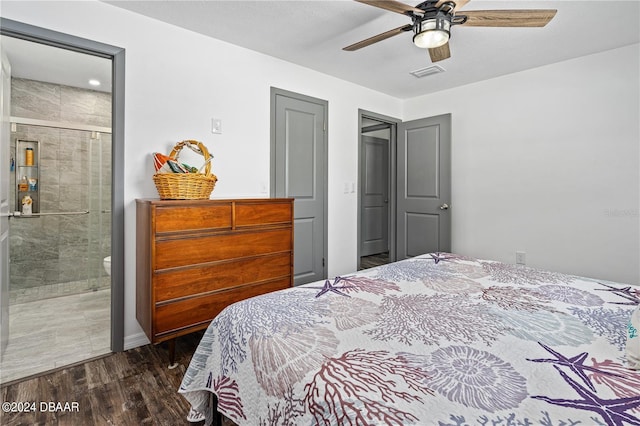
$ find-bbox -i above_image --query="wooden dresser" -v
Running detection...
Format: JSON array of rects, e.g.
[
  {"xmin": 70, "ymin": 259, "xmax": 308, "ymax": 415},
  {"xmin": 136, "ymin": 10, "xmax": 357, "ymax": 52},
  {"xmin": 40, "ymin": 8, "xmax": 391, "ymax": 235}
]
[{"xmin": 136, "ymin": 198, "xmax": 293, "ymax": 360}]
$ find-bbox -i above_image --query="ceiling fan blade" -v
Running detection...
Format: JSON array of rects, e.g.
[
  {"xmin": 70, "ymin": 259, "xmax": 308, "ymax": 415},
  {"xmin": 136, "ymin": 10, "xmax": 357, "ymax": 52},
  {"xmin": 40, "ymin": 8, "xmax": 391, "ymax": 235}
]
[
  {"xmin": 343, "ymin": 24, "xmax": 413, "ymax": 51},
  {"xmin": 460, "ymin": 9, "xmax": 557, "ymax": 27},
  {"xmin": 429, "ymin": 42, "xmax": 451, "ymax": 62},
  {"xmin": 355, "ymin": 0, "xmax": 424, "ymax": 15}
]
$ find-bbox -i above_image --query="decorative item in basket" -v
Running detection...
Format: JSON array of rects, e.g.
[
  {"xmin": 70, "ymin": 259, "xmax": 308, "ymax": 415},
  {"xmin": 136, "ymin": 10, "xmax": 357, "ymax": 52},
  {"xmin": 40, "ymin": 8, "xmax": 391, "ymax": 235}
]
[{"xmin": 152, "ymin": 140, "xmax": 217, "ymax": 200}]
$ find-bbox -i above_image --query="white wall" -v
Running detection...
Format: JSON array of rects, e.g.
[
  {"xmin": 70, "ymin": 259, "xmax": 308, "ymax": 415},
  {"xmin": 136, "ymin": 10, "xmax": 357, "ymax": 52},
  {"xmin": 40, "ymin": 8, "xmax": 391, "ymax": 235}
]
[
  {"xmin": 3, "ymin": 1, "xmax": 638, "ymax": 351},
  {"xmin": 404, "ymin": 44, "xmax": 640, "ymax": 285},
  {"xmin": 1, "ymin": 1, "xmax": 402, "ymax": 348}
]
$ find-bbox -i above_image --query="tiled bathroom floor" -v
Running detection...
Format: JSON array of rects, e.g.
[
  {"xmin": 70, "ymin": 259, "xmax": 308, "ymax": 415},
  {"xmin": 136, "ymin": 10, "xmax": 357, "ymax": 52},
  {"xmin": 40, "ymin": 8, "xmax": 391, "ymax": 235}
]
[
  {"xmin": 0, "ymin": 289, "xmax": 111, "ymax": 384},
  {"xmin": 9, "ymin": 277, "xmax": 111, "ymax": 304}
]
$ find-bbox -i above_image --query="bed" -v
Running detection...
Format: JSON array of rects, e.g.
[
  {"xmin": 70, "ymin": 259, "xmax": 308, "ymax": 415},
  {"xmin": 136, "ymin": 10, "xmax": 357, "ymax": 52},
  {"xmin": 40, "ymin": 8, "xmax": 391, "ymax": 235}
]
[{"xmin": 179, "ymin": 252, "xmax": 640, "ymax": 425}]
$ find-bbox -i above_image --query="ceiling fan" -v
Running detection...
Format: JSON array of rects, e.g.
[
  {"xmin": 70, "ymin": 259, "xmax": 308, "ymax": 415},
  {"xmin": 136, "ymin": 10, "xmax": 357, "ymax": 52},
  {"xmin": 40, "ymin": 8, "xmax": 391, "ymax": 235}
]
[{"xmin": 344, "ymin": 0, "xmax": 557, "ymax": 62}]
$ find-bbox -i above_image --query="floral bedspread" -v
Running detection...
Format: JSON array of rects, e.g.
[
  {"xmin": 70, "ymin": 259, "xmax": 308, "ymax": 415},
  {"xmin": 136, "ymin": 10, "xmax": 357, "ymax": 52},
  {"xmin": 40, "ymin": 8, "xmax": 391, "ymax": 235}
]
[{"xmin": 179, "ymin": 253, "xmax": 640, "ymax": 425}]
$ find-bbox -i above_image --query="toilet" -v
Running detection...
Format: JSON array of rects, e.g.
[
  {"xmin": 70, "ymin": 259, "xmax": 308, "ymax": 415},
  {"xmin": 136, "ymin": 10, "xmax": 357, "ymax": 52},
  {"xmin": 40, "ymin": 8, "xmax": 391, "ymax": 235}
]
[{"xmin": 103, "ymin": 256, "xmax": 111, "ymax": 276}]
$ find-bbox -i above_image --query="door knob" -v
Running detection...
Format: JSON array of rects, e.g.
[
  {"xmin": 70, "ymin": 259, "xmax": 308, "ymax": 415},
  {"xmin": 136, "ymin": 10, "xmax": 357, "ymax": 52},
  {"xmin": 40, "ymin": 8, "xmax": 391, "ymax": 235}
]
[{"xmin": 439, "ymin": 203, "xmax": 449, "ymax": 210}]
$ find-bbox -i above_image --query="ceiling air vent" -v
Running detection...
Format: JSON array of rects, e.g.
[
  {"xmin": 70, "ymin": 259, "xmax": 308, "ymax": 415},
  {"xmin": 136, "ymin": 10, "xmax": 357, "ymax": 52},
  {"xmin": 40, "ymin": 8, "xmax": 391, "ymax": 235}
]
[{"xmin": 410, "ymin": 65, "xmax": 446, "ymax": 78}]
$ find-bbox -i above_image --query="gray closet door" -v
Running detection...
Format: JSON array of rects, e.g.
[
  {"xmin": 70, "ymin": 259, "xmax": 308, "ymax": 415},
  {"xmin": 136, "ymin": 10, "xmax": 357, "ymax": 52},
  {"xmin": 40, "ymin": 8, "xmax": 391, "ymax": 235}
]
[
  {"xmin": 361, "ymin": 135, "xmax": 389, "ymax": 256},
  {"xmin": 397, "ymin": 114, "xmax": 451, "ymax": 258},
  {"xmin": 272, "ymin": 89, "xmax": 327, "ymax": 285}
]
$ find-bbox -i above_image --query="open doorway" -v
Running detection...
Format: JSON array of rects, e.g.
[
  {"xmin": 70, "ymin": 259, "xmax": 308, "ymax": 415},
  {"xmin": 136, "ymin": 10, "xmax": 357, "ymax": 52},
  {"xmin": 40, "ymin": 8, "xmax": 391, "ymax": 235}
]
[
  {"xmin": 0, "ymin": 19, "xmax": 125, "ymax": 384},
  {"xmin": 357, "ymin": 110, "xmax": 452, "ymax": 270},
  {"xmin": 357, "ymin": 111, "xmax": 399, "ymax": 271}
]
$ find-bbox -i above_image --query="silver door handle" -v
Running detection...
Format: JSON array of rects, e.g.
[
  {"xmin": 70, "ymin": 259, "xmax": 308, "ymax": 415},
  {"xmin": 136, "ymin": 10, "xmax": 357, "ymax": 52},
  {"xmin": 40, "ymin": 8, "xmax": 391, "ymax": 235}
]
[{"xmin": 439, "ymin": 203, "xmax": 449, "ymax": 210}]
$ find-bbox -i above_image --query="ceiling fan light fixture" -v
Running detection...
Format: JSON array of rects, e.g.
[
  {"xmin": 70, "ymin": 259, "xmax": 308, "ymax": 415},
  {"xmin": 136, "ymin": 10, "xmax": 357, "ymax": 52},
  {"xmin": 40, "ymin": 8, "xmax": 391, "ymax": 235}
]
[{"xmin": 413, "ymin": 17, "xmax": 450, "ymax": 49}]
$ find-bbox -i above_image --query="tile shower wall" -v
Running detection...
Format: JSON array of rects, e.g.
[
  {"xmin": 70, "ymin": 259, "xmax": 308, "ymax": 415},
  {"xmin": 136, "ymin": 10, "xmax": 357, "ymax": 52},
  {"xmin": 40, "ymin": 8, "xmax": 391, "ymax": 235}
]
[{"xmin": 9, "ymin": 78, "xmax": 111, "ymax": 297}]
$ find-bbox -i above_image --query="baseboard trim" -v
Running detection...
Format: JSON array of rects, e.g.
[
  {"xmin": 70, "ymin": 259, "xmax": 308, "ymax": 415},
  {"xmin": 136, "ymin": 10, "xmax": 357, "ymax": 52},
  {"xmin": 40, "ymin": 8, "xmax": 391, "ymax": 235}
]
[{"xmin": 124, "ymin": 332, "xmax": 150, "ymax": 351}]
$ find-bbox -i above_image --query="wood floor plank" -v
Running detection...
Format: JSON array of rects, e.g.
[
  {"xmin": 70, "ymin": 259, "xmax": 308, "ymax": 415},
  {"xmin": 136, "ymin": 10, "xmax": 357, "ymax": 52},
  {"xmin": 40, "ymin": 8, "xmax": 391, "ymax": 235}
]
[
  {"xmin": 359, "ymin": 252, "xmax": 390, "ymax": 270},
  {"xmin": 83, "ymin": 357, "xmax": 112, "ymax": 391},
  {"xmin": 0, "ymin": 332, "xmax": 207, "ymax": 425}
]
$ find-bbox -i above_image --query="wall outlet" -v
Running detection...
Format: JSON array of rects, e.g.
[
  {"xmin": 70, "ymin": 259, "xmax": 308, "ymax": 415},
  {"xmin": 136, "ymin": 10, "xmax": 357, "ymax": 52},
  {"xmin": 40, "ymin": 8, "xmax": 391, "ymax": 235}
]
[{"xmin": 516, "ymin": 251, "xmax": 526, "ymax": 265}]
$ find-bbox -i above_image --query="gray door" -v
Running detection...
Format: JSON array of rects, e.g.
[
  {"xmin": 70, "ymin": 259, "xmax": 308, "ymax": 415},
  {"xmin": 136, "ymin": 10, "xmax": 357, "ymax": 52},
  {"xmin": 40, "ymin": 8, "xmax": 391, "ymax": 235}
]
[
  {"xmin": 360, "ymin": 135, "xmax": 389, "ymax": 256},
  {"xmin": 271, "ymin": 88, "xmax": 327, "ymax": 285},
  {"xmin": 0, "ymin": 51, "xmax": 10, "ymax": 355},
  {"xmin": 397, "ymin": 114, "xmax": 451, "ymax": 258}
]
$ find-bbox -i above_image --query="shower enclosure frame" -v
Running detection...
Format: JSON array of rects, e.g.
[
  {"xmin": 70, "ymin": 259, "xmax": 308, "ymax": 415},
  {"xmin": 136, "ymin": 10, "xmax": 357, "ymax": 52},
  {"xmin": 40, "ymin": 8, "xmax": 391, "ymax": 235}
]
[{"xmin": 0, "ymin": 18, "xmax": 125, "ymax": 352}]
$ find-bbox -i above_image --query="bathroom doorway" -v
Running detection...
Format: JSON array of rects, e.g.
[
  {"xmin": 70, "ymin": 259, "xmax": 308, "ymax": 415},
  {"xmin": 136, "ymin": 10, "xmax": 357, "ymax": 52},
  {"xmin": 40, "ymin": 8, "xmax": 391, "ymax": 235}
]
[{"xmin": 0, "ymin": 21, "xmax": 124, "ymax": 384}]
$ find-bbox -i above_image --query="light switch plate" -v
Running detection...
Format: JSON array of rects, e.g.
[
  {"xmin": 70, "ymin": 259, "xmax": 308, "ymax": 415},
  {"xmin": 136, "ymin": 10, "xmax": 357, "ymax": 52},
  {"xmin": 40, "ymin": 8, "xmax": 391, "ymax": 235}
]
[{"xmin": 211, "ymin": 118, "xmax": 222, "ymax": 134}]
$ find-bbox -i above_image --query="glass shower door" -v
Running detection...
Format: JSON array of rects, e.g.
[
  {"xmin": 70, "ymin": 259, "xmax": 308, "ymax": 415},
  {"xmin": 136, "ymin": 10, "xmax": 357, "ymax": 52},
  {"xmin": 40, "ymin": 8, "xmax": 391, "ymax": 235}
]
[{"xmin": 1, "ymin": 125, "xmax": 112, "ymax": 383}]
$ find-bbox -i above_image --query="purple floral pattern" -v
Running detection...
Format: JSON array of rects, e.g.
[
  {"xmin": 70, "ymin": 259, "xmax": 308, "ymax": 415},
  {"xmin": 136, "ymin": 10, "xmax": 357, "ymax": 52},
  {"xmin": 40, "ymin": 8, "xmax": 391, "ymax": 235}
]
[
  {"xmin": 302, "ymin": 349, "xmax": 433, "ymax": 425},
  {"xmin": 250, "ymin": 327, "xmax": 339, "ymax": 397},
  {"xmin": 481, "ymin": 286, "xmax": 554, "ymax": 312},
  {"xmin": 527, "ymin": 343, "xmax": 623, "ymax": 392},
  {"xmin": 425, "ymin": 346, "xmax": 528, "ymax": 412},
  {"xmin": 589, "ymin": 358, "xmax": 640, "ymax": 413},
  {"xmin": 258, "ymin": 389, "xmax": 304, "ymax": 426},
  {"xmin": 338, "ymin": 275, "xmax": 401, "ymax": 295},
  {"xmin": 482, "ymin": 261, "xmax": 575, "ymax": 286},
  {"xmin": 500, "ymin": 309, "xmax": 594, "ymax": 346},
  {"xmin": 532, "ymin": 367, "xmax": 640, "ymax": 425},
  {"xmin": 437, "ymin": 411, "xmax": 583, "ymax": 426},
  {"xmin": 568, "ymin": 306, "xmax": 630, "ymax": 350},
  {"xmin": 212, "ymin": 376, "xmax": 246, "ymax": 421},
  {"xmin": 216, "ymin": 290, "xmax": 330, "ymax": 374},
  {"xmin": 596, "ymin": 282, "xmax": 640, "ymax": 305},
  {"xmin": 366, "ymin": 294, "xmax": 505, "ymax": 346},
  {"xmin": 328, "ymin": 296, "xmax": 380, "ymax": 331},
  {"xmin": 373, "ymin": 258, "xmax": 452, "ymax": 282},
  {"xmin": 535, "ymin": 284, "xmax": 605, "ymax": 306},
  {"xmin": 179, "ymin": 253, "xmax": 639, "ymax": 425},
  {"xmin": 439, "ymin": 261, "xmax": 490, "ymax": 279},
  {"xmin": 422, "ymin": 275, "xmax": 483, "ymax": 294}
]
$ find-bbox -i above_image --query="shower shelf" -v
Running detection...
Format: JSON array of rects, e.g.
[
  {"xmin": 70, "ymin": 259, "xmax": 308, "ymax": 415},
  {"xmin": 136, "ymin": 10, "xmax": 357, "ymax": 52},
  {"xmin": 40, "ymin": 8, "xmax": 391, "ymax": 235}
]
[{"xmin": 15, "ymin": 139, "xmax": 40, "ymax": 214}]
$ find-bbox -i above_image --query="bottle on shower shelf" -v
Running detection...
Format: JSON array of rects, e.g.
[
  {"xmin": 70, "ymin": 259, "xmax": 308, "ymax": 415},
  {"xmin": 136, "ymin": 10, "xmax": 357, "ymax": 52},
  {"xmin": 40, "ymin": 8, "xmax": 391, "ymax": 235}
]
[
  {"xmin": 25, "ymin": 147, "xmax": 34, "ymax": 166},
  {"xmin": 18, "ymin": 175, "xmax": 28, "ymax": 192},
  {"xmin": 21, "ymin": 195, "xmax": 33, "ymax": 216}
]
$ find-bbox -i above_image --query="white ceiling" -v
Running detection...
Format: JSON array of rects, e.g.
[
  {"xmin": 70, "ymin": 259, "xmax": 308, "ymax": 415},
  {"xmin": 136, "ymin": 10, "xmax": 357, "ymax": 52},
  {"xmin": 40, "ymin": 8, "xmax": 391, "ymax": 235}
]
[
  {"xmin": 103, "ymin": 0, "xmax": 640, "ymax": 99},
  {"xmin": 2, "ymin": 1, "xmax": 639, "ymax": 99},
  {"xmin": 0, "ymin": 35, "xmax": 113, "ymax": 93}
]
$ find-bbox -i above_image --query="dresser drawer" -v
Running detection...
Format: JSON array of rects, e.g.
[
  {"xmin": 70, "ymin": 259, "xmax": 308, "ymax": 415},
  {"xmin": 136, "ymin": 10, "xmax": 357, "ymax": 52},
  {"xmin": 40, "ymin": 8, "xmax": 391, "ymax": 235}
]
[
  {"xmin": 235, "ymin": 202, "xmax": 292, "ymax": 228},
  {"xmin": 154, "ymin": 252, "xmax": 292, "ymax": 302},
  {"xmin": 155, "ymin": 228, "xmax": 292, "ymax": 270},
  {"xmin": 154, "ymin": 278, "xmax": 291, "ymax": 336},
  {"xmin": 155, "ymin": 204, "xmax": 232, "ymax": 233}
]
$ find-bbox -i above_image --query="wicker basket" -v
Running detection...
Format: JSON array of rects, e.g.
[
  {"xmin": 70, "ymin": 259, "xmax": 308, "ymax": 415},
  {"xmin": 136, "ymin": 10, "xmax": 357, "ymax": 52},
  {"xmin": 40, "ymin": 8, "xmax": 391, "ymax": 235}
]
[{"xmin": 153, "ymin": 140, "xmax": 217, "ymax": 200}]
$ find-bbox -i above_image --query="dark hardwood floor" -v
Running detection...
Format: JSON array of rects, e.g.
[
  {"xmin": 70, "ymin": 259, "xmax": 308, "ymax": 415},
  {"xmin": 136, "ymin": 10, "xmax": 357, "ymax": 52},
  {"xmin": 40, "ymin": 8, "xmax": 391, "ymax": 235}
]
[
  {"xmin": 359, "ymin": 251, "xmax": 390, "ymax": 270},
  {"xmin": 0, "ymin": 332, "xmax": 227, "ymax": 426}
]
